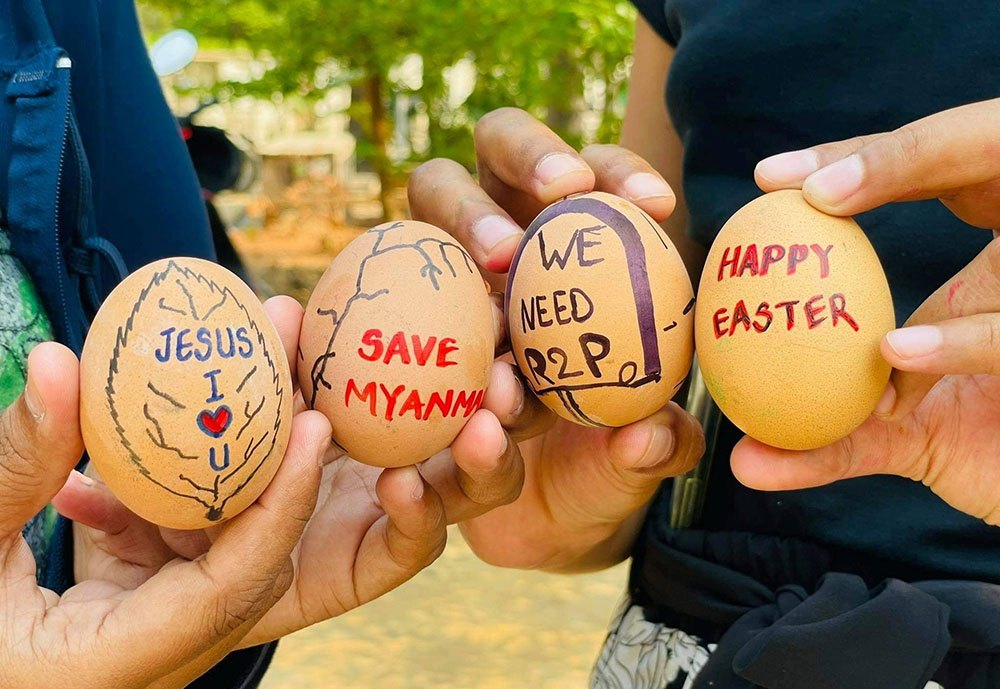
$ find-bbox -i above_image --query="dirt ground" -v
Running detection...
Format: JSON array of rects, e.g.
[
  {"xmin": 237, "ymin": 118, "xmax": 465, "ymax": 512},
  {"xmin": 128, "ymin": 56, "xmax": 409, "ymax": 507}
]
[{"xmin": 260, "ymin": 527, "xmax": 628, "ymax": 689}]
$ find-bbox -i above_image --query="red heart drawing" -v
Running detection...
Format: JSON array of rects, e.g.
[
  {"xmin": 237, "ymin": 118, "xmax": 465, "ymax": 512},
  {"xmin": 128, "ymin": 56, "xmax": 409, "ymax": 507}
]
[{"xmin": 197, "ymin": 406, "xmax": 233, "ymax": 438}]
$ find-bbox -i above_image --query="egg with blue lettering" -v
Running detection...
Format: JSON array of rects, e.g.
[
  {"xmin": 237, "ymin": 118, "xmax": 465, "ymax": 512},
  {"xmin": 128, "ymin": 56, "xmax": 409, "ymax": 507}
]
[
  {"xmin": 299, "ymin": 220, "xmax": 494, "ymax": 467},
  {"xmin": 695, "ymin": 190, "xmax": 895, "ymax": 450},
  {"xmin": 80, "ymin": 257, "xmax": 292, "ymax": 530},
  {"xmin": 506, "ymin": 192, "xmax": 695, "ymax": 427}
]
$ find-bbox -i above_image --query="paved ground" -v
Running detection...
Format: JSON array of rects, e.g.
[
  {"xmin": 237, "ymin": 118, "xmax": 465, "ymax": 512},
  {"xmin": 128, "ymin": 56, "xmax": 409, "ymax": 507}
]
[{"xmin": 260, "ymin": 526, "xmax": 628, "ymax": 689}]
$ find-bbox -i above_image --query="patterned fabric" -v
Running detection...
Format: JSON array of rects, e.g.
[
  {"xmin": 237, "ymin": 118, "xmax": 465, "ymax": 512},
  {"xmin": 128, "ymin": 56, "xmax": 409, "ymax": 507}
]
[
  {"xmin": 590, "ymin": 593, "xmax": 949, "ymax": 689},
  {"xmin": 591, "ymin": 594, "xmax": 714, "ymax": 689},
  {"xmin": 0, "ymin": 225, "xmax": 58, "ymax": 583}
]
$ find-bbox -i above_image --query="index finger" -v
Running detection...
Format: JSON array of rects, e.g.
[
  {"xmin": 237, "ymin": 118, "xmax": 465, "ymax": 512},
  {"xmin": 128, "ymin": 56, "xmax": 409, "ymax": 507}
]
[
  {"xmin": 474, "ymin": 108, "xmax": 595, "ymax": 218},
  {"xmin": 758, "ymin": 99, "xmax": 1000, "ymax": 216}
]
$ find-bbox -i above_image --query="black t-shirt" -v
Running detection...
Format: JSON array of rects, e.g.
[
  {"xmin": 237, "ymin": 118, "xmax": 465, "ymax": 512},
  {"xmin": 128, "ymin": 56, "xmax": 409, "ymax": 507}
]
[{"xmin": 631, "ymin": 0, "xmax": 1000, "ymax": 584}]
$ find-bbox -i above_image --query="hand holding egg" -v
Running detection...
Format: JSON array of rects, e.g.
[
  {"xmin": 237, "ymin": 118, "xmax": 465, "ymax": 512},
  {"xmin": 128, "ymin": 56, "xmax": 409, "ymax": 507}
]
[
  {"xmin": 0, "ymin": 341, "xmax": 326, "ymax": 687},
  {"xmin": 409, "ymin": 108, "xmax": 706, "ymax": 573},
  {"xmin": 734, "ymin": 98, "xmax": 1000, "ymax": 526},
  {"xmin": 66, "ymin": 264, "xmax": 526, "ymax": 647}
]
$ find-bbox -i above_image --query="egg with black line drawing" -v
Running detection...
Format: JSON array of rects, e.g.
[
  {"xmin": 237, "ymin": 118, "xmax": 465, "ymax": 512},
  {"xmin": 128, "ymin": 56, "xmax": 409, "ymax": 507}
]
[
  {"xmin": 506, "ymin": 192, "xmax": 695, "ymax": 427},
  {"xmin": 80, "ymin": 257, "xmax": 292, "ymax": 530},
  {"xmin": 298, "ymin": 220, "xmax": 495, "ymax": 467}
]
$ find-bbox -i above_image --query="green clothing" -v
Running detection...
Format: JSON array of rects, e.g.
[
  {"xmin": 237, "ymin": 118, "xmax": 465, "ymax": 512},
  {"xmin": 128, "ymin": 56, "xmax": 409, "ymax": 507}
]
[{"xmin": 0, "ymin": 226, "xmax": 58, "ymax": 582}]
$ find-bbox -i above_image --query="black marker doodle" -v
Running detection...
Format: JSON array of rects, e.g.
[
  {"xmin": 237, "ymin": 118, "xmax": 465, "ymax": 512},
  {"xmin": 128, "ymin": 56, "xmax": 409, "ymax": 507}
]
[
  {"xmin": 106, "ymin": 260, "xmax": 285, "ymax": 522},
  {"xmin": 308, "ymin": 221, "xmax": 474, "ymax": 408},
  {"xmin": 507, "ymin": 197, "xmax": 694, "ymax": 426}
]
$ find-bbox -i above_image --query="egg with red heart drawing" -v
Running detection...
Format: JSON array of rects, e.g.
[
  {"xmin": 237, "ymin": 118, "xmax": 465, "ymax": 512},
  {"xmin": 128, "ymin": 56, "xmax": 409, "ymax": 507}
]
[{"xmin": 80, "ymin": 258, "xmax": 292, "ymax": 530}]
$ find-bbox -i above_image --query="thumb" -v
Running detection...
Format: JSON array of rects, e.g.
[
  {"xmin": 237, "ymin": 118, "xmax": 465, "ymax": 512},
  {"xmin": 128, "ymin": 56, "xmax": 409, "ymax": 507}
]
[
  {"xmin": 606, "ymin": 403, "xmax": 704, "ymax": 495},
  {"xmin": 730, "ymin": 409, "xmax": 928, "ymax": 491},
  {"xmin": 0, "ymin": 342, "xmax": 84, "ymax": 540}
]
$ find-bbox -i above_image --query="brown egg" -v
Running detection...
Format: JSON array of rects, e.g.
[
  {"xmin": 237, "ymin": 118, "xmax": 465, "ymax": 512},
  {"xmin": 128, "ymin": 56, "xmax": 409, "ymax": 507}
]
[
  {"xmin": 80, "ymin": 258, "xmax": 292, "ymax": 530},
  {"xmin": 506, "ymin": 192, "xmax": 695, "ymax": 427},
  {"xmin": 299, "ymin": 220, "xmax": 494, "ymax": 467},
  {"xmin": 695, "ymin": 190, "xmax": 895, "ymax": 450}
]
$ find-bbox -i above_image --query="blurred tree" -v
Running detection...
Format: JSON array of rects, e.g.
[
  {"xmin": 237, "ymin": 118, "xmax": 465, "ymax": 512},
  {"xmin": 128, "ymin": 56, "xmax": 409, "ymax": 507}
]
[{"xmin": 140, "ymin": 0, "xmax": 635, "ymax": 217}]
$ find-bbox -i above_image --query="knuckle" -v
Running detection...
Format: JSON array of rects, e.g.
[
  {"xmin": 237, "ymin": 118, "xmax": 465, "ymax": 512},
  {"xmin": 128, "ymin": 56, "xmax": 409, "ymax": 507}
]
[
  {"xmin": 474, "ymin": 107, "xmax": 522, "ymax": 137},
  {"xmin": 887, "ymin": 126, "xmax": 923, "ymax": 167},
  {"xmin": 579, "ymin": 143, "xmax": 611, "ymax": 158},
  {"xmin": 981, "ymin": 319, "xmax": 1000, "ymax": 371},
  {"xmin": 984, "ymin": 235, "xmax": 1000, "ymax": 276},
  {"xmin": 0, "ymin": 412, "xmax": 41, "ymax": 494},
  {"xmin": 408, "ymin": 158, "xmax": 459, "ymax": 193},
  {"xmin": 197, "ymin": 559, "xmax": 273, "ymax": 640}
]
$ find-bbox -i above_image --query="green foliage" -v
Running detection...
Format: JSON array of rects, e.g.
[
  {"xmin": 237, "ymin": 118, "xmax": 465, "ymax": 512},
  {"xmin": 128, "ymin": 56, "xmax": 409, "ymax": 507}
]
[{"xmin": 139, "ymin": 0, "xmax": 635, "ymax": 174}]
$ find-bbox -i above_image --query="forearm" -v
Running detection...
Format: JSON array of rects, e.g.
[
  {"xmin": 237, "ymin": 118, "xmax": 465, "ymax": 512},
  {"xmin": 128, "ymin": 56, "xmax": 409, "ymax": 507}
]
[{"xmin": 620, "ymin": 14, "xmax": 706, "ymax": 282}]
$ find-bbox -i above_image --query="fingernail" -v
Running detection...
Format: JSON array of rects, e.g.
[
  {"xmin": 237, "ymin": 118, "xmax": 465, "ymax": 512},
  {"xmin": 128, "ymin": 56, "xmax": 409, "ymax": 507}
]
[
  {"xmin": 407, "ymin": 468, "xmax": 425, "ymax": 501},
  {"xmin": 755, "ymin": 150, "xmax": 820, "ymax": 185},
  {"xmin": 24, "ymin": 377, "xmax": 44, "ymax": 422},
  {"xmin": 535, "ymin": 153, "xmax": 588, "ymax": 186},
  {"xmin": 803, "ymin": 155, "xmax": 864, "ymax": 206},
  {"xmin": 886, "ymin": 325, "xmax": 943, "ymax": 359},
  {"xmin": 623, "ymin": 172, "xmax": 672, "ymax": 201},
  {"xmin": 874, "ymin": 383, "xmax": 897, "ymax": 416},
  {"xmin": 635, "ymin": 425, "xmax": 675, "ymax": 469},
  {"xmin": 473, "ymin": 215, "xmax": 522, "ymax": 256},
  {"xmin": 318, "ymin": 437, "xmax": 336, "ymax": 467}
]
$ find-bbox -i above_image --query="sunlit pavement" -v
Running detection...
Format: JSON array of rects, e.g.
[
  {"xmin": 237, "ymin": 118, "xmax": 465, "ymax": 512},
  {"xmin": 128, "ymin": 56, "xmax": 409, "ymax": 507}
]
[{"xmin": 261, "ymin": 526, "xmax": 628, "ymax": 689}]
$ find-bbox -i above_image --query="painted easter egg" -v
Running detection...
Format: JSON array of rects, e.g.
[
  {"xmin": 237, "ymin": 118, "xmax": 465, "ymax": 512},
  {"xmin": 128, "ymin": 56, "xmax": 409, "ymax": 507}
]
[
  {"xmin": 299, "ymin": 220, "xmax": 494, "ymax": 467},
  {"xmin": 80, "ymin": 257, "xmax": 292, "ymax": 530},
  {"xmin": 506, "ymin": 192, "xmax": 695, "ymax": 427},
  {"xmin": 695, "ymin": 190, "xmax": 895, "ymax": 450}
]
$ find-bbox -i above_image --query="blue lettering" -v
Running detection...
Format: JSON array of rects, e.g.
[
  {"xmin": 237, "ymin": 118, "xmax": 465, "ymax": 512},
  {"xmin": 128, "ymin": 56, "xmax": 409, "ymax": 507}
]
[
  {"xmin": 155, "ymin": 328, "xmax": 175, "ymax": 362},
  {"xmin": 209, "ymin": 444, "xmax": 230, "ymax": 471},
  {"xmin": 235, "ymin": 327, "xmax": 254, "ymax": 358},
  {"xmin": 176, "ymin": 329, "xmax": 193, "ymax": 362},
  {"xmin": 204, "ymin": 369, "xmax": 224, "ymax": 403},
  {"xmin": 195, "ymin": 327, "xmax": 213, "ymax": 362},
  {"xmin": 216, "ymin": 327, "xmax": 235, "ymax": 358}
]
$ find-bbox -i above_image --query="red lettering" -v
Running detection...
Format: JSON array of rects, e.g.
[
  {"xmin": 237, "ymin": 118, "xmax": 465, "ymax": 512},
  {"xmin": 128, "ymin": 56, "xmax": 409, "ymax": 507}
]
[
  {"xmin": 753, "ymin": 302, "xmax": 773, "ymax": 333},
  {"xmin": 358, "ymin": 329, "xmax": 383, "ymax": 362},
  {"xmin": 436, "ymin": 338, "xmax": 459, "ymax": 367},
  {"xmin": 760, "ymin": 245, "xmax": 786, "ymax": 276},
  {"xmin": 712, "ymin": 308, "xmax": 730, "ymax": 339},
  {"xmin": 805, "ymin": 294, "xmax": 828, "ymax": 329},
  {"xmin": 738, "ymin": 245, "xmax": 759, "ymax": 277},
  {"xmin": 411, "ymin": 334, "xmax": 437, "ymax": 366},
  {"xmin": 810, "ymin": 244, "xmax": 834, "ymax": 278},
  {"xmin": 830, "ymin": 294, "xmax": 859, "ymax": 331},
  {"xmin": 451, "ymin": 389, "xmax": 483, "ymax": 418},
  {"xmin": 718, "ymin": 245, "xmax": 742, "ymax": 281},
  {"xmin": 345, "ymin": 379, "xmax": 377, "ymax": 417},
  {"xmin": 379, "ymin": 383, "xmax": 406, "ymax": 420},
  {"xmin": 788, "ymin": 245, "xmax": 809, "ymax": 275},
  {"xmin": 423, "ymin": 389, "xmax": 454, "ymax": 420},
  {"xmin": 729, "ymin": 300, "xmax": 753, "ymax": 336},
  {"xmin": 398, "ymin": 389, "xmax": 424, "ymax": 419},
  {"xmin": 384, "ymin": 332, "xmax": 411, "ymax": 365},
  {"xmin": 775, "ymin": 300, "xmax": 799, "ymax": 330}
]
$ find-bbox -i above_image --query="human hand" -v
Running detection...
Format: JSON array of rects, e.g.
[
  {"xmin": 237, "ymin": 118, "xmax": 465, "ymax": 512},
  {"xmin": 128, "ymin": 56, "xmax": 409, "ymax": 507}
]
[
  {"xmin": 61, "ymin": 295, "xmax": 527, "ymax": 646},
  {"xmin": 407, "ymin": 108, "xmax": 704, "ymax": 572},
  {"xmin": 1, "ymin": 342, "xmax": 325, "ymax": 688},
  {"xmin": 736, "ymin": 99, "xmax": 1000, "ymax": 523}
]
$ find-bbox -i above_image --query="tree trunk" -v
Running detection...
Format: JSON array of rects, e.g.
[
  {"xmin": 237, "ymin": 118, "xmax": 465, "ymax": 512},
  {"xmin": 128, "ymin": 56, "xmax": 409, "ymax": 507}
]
[{"xmin": 363, "ymin": 72, "xmax": 393, "ymax": 222}]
